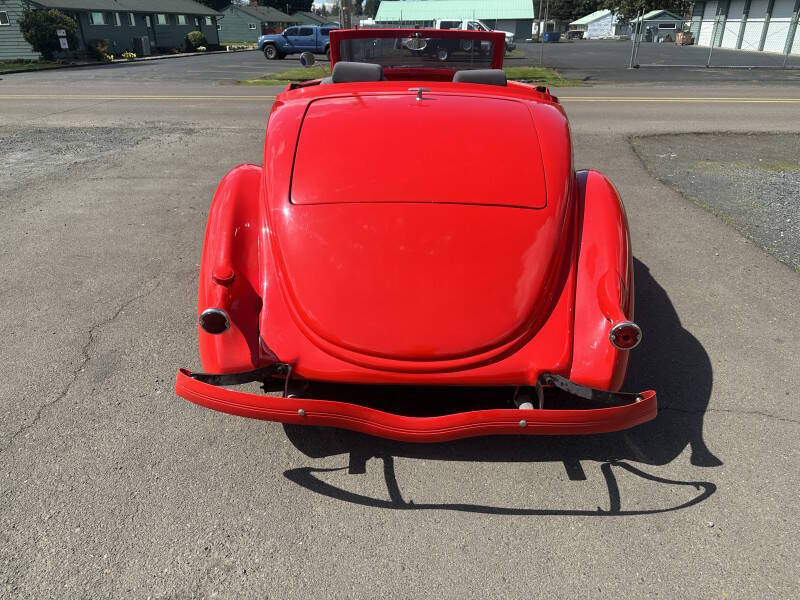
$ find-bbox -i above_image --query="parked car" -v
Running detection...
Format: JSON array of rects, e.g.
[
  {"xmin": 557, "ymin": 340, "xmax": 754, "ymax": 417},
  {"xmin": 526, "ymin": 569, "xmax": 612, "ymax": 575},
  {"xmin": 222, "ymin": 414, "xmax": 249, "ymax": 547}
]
[
  {"xmin": 435, "ymin": 19, "xmax": 516, "ymax": 52},
  {"xmin": 258, "ymin": 25, "xmax": 336, "ymax": 60},
  {"xmin": 175, "ymin": 28, "xmax": 656, "ymax": 442}
]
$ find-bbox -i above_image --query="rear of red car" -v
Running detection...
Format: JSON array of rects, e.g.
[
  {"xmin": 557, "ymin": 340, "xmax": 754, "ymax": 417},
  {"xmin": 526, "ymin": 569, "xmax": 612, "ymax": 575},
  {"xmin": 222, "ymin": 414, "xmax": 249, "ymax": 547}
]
[{"xmin": 175, "ymin": 29, "xmax": 655, "ymax": 441}]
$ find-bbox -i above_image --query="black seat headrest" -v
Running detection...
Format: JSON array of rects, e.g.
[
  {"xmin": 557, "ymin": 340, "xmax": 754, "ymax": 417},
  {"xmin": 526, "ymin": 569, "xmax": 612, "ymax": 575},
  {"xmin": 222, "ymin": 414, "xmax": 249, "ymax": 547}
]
[
  {"xmin": 330, "ymin": 61, "xmax": 384, "ymax": 83},
  {"xmin": 452, "ymin": 69, "xmax": 508, "ymax": 87}
]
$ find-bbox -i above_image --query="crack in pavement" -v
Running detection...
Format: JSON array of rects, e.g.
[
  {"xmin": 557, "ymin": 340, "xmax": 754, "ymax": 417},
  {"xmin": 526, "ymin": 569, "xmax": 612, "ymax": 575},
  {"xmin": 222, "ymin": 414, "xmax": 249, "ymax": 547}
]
[
  {"xmin": 661, "ymin": 405, "xmax": 799, "ymax": 425},
  {"xmin": 0, "ymin": 281, "xmax": 162, "ymax": 455}
]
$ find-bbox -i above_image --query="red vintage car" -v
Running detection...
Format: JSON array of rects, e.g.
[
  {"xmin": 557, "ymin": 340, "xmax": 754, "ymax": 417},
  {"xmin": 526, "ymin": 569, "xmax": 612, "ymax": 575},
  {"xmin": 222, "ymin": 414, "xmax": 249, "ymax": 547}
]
[{"xmin": 175, "ymin": 29, "xmax": 656, "ymax": 442}]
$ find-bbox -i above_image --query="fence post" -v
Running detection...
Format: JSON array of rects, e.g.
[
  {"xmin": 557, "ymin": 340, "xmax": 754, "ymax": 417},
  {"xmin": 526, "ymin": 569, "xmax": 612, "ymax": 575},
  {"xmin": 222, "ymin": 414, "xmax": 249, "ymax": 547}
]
[
  {"xmin": 634, "ymin": 16, "xmax": 644, "ymax": 65},
  {"xmin": 706, "ymin": 16, "xmax": 718, "ymax": 67},
  {"xmin": 629, "ymin": 10, "xmax": 641, "ymax": 68}
]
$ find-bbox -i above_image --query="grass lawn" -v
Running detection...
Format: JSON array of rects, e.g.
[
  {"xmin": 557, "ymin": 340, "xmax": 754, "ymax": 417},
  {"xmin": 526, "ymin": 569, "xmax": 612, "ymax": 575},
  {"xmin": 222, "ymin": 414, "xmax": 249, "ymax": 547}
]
[
  {"xmin": 240, "ymin": 65, "xmax": 331, "ymax": 86},
  {"xmin": 503, "ymin": 66, "xmax": 582, "ymax": 86},
  {"xmin": 0, "ymin": 61, "xmax": 61, "ymax": 74},
  {"xmin": 240, "ymin": 64, "xmax": 580, "ymax": 87}
]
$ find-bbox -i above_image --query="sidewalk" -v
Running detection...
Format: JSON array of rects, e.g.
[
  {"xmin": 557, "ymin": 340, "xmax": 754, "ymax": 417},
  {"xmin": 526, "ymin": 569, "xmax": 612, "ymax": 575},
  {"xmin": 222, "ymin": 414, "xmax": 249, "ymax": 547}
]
[{"xmin": 0, "ymin": 48, "xmax": 255, "ymax": 76}]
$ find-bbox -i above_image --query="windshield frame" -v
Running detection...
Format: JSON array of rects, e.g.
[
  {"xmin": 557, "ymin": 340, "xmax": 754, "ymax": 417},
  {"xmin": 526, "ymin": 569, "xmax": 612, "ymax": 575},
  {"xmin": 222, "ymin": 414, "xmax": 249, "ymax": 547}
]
[{"xmin": 329, "ymin": 28, "xmax": 505, "ymax": 70}]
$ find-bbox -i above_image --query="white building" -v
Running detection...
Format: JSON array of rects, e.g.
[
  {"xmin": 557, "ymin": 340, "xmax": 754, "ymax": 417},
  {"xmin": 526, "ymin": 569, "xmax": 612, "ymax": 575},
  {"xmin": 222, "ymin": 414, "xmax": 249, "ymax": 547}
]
[
  {"xmin": 569, "ymin": 9, "xmax": 630, "ymax": 39},
  {"xmin": 692, "ymin": 0, "xmax": 800, "ymax": 55}
]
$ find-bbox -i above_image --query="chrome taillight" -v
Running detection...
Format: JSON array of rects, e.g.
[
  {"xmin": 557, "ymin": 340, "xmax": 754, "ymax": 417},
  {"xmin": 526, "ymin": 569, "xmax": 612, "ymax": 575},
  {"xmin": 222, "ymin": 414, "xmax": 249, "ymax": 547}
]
[
  {"xmin": 199, "ymin": 308, "xmax": 230, "ymax": 335},
  {"xmin": 609, "ymin": 321, "xmax": 642, "ymax": 350}
]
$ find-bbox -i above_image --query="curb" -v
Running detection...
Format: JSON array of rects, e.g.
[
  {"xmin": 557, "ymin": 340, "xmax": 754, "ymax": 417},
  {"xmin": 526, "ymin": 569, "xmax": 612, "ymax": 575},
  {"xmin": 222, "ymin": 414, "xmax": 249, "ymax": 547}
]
[{"xmin": 0, "ymin": 48, "xmax": 256, "ymax": 76}]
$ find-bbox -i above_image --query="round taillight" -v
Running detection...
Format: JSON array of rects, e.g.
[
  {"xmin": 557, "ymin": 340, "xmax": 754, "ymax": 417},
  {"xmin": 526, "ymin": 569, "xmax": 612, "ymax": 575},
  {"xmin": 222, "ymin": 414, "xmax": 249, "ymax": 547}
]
[
  {"xmin": 199, "ymin": 308, "xmax": 230, "ymax": 335},
  {"xmin": 609, "ymin": 321, "xmax": 642, "ymax": 350}
]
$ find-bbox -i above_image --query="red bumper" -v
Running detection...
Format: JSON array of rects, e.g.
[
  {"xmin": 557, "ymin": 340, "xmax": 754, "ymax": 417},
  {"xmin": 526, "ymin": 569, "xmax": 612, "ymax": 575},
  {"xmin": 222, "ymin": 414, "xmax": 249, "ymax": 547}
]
[{"xmin": 175, "ymin": 368, "xmax": 657, "ymax": 442}]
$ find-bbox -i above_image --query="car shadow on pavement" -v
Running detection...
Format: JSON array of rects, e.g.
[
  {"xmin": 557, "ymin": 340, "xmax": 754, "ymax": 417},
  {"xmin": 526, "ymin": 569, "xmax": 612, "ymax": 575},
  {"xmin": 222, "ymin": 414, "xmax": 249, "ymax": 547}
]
[{"xmin": 281, "ymin": 258, "xmax": 721, "ymax": 515}]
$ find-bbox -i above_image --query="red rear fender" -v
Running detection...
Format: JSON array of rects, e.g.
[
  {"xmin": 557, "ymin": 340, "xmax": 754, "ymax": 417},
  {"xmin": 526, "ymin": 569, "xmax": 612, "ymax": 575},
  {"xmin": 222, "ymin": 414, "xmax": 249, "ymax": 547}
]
[
  {"xmin": 198, "ymin": 164, "xmax": 264, "ymax": 373},
  {"xmin": 570, "ymin": 170, "xmax": 634, "ymax": 391}
]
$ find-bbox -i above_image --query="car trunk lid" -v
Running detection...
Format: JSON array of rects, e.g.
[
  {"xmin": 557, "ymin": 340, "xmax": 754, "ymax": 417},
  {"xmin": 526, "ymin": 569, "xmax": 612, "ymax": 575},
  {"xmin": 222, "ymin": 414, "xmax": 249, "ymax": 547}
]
[{"xmin": 290, "ymin": 93, "xmax": 547, "ymax": 209}]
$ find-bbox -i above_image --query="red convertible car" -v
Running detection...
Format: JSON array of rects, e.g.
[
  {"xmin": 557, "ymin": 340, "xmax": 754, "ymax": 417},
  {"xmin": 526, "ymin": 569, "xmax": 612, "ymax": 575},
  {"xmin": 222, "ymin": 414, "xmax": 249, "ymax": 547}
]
[{"xmin": 175, "ymin": 29, "xmax": 656, "ymax": 442}]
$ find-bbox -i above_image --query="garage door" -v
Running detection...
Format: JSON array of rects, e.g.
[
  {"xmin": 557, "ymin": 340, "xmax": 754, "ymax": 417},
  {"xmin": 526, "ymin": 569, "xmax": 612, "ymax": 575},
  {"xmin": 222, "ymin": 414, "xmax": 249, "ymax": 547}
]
[
  {"xmin": 720, "ymin": 19, "xmax": 742, "ymax": 48},
  {"xmin": 763, "ymin": 19, "xmax": 792, "ymax": 53},
  {"xmin": 720, "ymin": 0, "xmax": 747, "ymax": 48},
  {"xmin": 697, "ymin": 1, "xmax": 718, "ymax": 46},
  {"xmin": 741, "ymin": 18, "xmax": 765, "ymax": 50}
]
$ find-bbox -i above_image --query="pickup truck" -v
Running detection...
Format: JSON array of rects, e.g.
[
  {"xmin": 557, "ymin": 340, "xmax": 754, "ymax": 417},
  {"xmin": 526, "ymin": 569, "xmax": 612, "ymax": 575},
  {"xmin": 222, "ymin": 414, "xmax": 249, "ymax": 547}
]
[
  {"xmin": 258, "ymin": 25, "xmax": 336, "ymax": 60},
  {"xmin": 434, "ymin": 19, "xmax": 516, "ymax": 52}
]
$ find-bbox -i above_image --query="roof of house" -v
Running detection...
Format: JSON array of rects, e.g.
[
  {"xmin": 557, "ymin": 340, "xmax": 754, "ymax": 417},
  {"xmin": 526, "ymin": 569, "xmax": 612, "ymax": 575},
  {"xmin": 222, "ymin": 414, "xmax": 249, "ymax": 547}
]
[
  {"xmin": 375, "ymin": 0, "xmax": 535, "ymax": 22},
  {"xmin": 630, "ymin": 10, "xmax": 684, "ymax": 23},
  {"xmin": 30, "ymin": 1, "xmax": 221, "ymax": 15},
  {"xmin": 291, "ymin": 11, "xmax": 339, "ymax": 25},
  {"xmin": 222, "ymin": 4, "xmax": 294, "ymax": 23},
  {"xmin": 570, "ymin": 9, "xmax": 612, "ymax": 26}
]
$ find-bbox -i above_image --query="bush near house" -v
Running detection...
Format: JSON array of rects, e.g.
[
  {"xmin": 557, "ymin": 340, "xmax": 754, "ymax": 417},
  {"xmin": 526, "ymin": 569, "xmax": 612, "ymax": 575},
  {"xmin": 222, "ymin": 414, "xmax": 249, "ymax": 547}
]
[
  {"xmin": 186, "ymin": 31, "xmax": 208, "ymax": 51},
  {"xmin": 87, "ymin": 39, "xmax": 110, "ymax": 61},
  {"xmin": 18, "ymin": 9, "xmax": 79, "ymax": 60}
]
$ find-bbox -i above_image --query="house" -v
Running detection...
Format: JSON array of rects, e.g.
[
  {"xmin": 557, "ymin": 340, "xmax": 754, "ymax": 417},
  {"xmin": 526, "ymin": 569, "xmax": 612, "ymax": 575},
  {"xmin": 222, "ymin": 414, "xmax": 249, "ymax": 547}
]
[
  {"xmin": 375, "ymin": 0, "xmax": 535, "ymax": 40},
  {"xmin": 218, "ymin": 2, "xmax": 295, "ymax": 43},
  {"xmin": 692, "ymin": 0, "xmax": 800, "ymax": 55},
  {"xmin": 291, "ymin": 11, "xmax": 339, "ymax": 27},
  {"xmin": 629, "ymin": 10, "xmax": 684, "ymax": 42},
  {"xmin": 1, "ymin": 0, "xmax": 41, "ymax": 59},
  {"xmin": 569, "ymin": 9, "xmax": 630, "ymax": 39},
  {"xmin": 0, "ymin": 0, "xmax": 222, "ymax": 60}
]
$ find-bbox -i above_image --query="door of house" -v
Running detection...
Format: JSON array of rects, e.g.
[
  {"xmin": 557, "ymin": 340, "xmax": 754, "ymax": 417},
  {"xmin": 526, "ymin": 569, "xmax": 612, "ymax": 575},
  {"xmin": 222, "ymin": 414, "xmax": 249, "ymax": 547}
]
[{"xmin": 145, "ymin": 15, "xmax": 156, "ymax": 46}]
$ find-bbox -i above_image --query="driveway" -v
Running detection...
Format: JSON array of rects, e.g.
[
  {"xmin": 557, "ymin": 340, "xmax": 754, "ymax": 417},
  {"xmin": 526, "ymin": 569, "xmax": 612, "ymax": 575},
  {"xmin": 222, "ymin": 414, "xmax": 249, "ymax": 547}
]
[{"xmin": 1, "ymin": 56, "xmax": 799, "ymax": 598}]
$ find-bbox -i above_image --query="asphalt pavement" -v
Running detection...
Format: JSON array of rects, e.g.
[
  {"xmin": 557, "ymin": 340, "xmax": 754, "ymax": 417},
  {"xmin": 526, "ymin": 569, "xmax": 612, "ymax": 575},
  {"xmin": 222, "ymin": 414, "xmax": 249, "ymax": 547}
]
[
  {"xmin": 1, "ymin": 52, "xmax": 799, "ymax": 598},
  {"xmin": 516, "ymin": 39, "xmax": 800, "ymax": 84}
]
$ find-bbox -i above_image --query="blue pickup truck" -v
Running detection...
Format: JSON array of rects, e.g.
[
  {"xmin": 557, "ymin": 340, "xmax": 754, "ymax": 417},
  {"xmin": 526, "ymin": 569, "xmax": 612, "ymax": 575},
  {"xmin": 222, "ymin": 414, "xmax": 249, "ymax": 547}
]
[{"xmin": 258, "ymin": 25, "xmax": 336, "ymax": 60}]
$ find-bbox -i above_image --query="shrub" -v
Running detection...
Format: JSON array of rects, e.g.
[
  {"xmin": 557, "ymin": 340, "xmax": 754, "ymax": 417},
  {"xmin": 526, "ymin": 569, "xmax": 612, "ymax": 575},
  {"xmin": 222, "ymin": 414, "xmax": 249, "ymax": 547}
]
[
  {"xmin": 103, "ymin": 53, "xmax": 114, "ymax": 62},
  {"xmin": 18, "ymin": 9, "xmax": 79, "ymax": 60},
  {"xmin": 196, "ymin": 46, "xmax": 207, "ymax": 52},
  {"xmin": 186, "ymin": 30, "xmax": 207, "ymax": 51},
  {"xmin": 121, "ymin": 51, "xmax": 137, "ymax": 60},
  {"xmin": 87, "ymin": 38, "xmax": 110, "ymax": 61}
]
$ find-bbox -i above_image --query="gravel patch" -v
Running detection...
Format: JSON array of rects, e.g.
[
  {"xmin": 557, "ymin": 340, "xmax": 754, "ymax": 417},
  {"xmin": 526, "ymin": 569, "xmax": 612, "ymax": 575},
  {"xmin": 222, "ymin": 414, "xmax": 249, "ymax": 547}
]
[
  {"xmin": 632, "ymin": 133, "xmax": 800, "ymax": 270},
  {"xmin": 0, "ymin": 126, "xmax": 191, "ymax": 198}
]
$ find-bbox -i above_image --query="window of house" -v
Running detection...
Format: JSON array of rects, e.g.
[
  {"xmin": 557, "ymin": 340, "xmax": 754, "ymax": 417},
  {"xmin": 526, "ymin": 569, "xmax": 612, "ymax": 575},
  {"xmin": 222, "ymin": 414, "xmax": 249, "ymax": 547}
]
[
  {"xmin": 658, "ymin": 22, "xmax": 677, "ymax": 29},
  {"xmin": 156, "ymin": 14, "xmax": 168, "ymax": 25},
  {"xmin": 177, "ymin": 15, "xmax": 187, "ymax": 25},
  {"xmin": 205, "ymin": 16, "xmax": 213, "ymax": 26},
  {"xmin": 248, "ymin": 23, "xmax": 257, "ymax": 30},
  {"xmin": 194, "ymin": 17, "xmax": 200, "ymax": 26},
  {"xmin": 88, "ymin": 12, "xmax": 106, "ymax": 25},
  {"xmin": 145, "ymin": 15, "xmax": 151, "ymax": 27},
  {"xmin": 217, "ymin": 24, "xmax": 221, "ymax": 30},
  {"xmin": 0, "ymin": 11, "xmax": 10, "ymax": 26},
  {"xmin": 114, "ymin": 13, "xmax": 121, "ymax": 26},
  {"xmin": 128, "ymin": 13, "xmax": 135, "ymax": 26}
]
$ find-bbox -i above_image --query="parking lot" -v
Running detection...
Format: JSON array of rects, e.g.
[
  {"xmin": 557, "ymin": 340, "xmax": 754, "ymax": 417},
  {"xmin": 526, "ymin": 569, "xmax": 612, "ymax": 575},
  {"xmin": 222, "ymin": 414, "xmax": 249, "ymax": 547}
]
[
  {"xmin": 1, "ymin": 52, "xmax": 799, "ymax": 597},
  {"xmin": 516, "ymin": 39, "xmax": 800, "ymax": 83}
]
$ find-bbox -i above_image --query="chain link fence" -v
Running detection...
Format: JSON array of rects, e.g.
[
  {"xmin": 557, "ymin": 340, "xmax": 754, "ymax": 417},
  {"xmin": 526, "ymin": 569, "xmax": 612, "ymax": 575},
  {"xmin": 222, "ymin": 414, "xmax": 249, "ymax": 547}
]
[{"xmin": 628, "ymin": 12, "xmax": 800, "ymax": 69}]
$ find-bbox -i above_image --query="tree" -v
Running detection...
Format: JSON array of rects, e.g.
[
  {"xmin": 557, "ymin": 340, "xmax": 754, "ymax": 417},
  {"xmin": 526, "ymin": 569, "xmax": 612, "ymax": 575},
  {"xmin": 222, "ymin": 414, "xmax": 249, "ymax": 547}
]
[
  {"xmin": 602, "ymin": 0, "xmax": 692, "ymax": 21},
  {"xmin": 18, "ymin": 9, "xmax": 79, "ymax": 60},
  {"xmin": 260, "ymin": 1, "xmax": 314, "ymax": 12},
  {"xmin": 546, "ymin": 0, "xmax": 605, "ymax": 23},
  {"xmin": 364, "ymin": 0, "xmax": 381, "ymax": 18},
  {"xmin": 195, "ymin": 0, "xmax": 230, "ymax": 10},
  {"xmin": 351, "ymin": 0, "xmax": 364, "ymax": 16}
]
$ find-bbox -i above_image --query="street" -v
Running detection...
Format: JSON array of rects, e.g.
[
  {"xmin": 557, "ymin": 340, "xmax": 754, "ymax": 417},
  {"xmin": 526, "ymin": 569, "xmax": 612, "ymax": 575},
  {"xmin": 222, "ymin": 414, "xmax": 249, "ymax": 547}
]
[{"xmin": 1, "ymin": 51, "xmax": 799, "ymax": 598}]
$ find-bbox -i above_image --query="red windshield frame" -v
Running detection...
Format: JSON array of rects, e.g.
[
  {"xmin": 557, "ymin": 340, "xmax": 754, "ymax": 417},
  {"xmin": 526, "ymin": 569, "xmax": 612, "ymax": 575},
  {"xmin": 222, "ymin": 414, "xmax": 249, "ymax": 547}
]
[{"xmin": 329, "ymin": 28, "xmax": 506, "ymax": 70}]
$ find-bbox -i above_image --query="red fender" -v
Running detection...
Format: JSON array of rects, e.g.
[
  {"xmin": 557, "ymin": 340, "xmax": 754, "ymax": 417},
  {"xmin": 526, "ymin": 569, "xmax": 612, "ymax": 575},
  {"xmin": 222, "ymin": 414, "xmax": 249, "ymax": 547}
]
[
  {"xmin": 570, "ymin": 170, "xmax": 634, "ymax": 391},
  {"xmin": 198, "ymin": 164, "xmax": 264, "ymax": 373}
]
